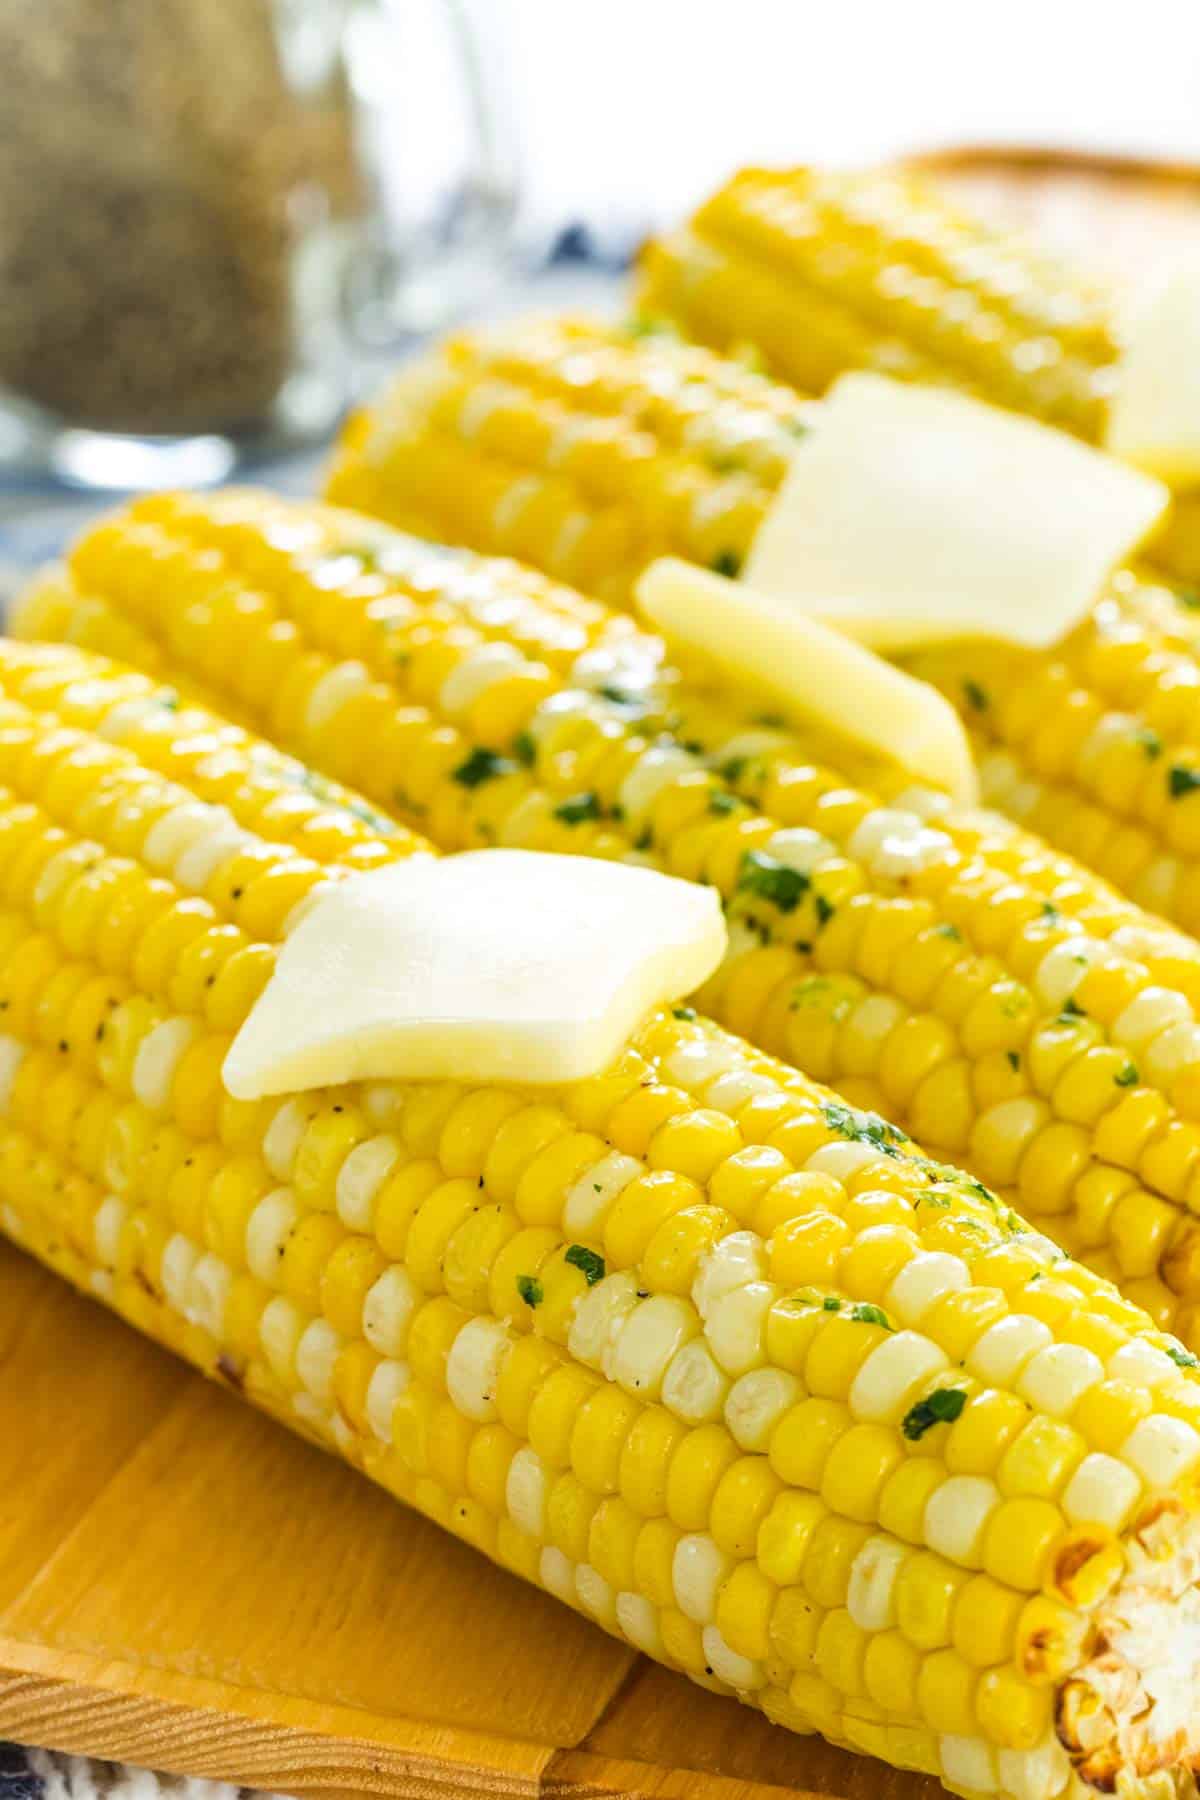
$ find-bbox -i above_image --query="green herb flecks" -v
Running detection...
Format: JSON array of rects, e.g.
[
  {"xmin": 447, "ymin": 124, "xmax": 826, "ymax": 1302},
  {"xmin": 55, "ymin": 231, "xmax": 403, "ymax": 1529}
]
[
  {"xmin": 554, "ymin": 791, "xmax": 604, "ymax": 825},
  {"xmin": 565, "ymin": 1244, "xmax": 606, "ymax": 1285},
  {"xmin": 738, "ymin": 849, "xmax": 810, "ymax": 913},
  {"xmin": 902, "ymin": 1387, "xmax": 967, "ymax": 1440},
  {"xmin": 453, "ymin": 747, "xmax": 515, "ymax": 788},
  {"xmin": 516, "ymin": 1275, "xmax": 543, "ymax": 1308}
]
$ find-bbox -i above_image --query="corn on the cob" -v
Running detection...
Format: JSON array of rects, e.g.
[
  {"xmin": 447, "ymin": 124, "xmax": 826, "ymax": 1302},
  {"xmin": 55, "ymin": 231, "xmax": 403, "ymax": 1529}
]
[
  {"xmin": 325, "ymin": 315, "xmax": 1200, "ymax": 939},
  {"xmin": 637, "ymin": 163, "xmax": 1200, "ymax": 588},
  {"xmin": 26, "ymin": 488, "xmax": 1200, "ymax": 1361},
  {"xmin": 5, "ymin": 636, "xmax": 1200, "ymax": 1800}
]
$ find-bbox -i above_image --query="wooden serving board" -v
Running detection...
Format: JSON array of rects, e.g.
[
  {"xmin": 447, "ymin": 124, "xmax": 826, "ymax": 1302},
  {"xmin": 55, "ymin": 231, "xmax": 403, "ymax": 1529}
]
[
  {"xmin": 5, "ymin": 148, "xmax": 1200, "ymax": 1800},
  {"xmin": 0, "ymin": 1238, "xmax": 935, "ymax": 1799}
]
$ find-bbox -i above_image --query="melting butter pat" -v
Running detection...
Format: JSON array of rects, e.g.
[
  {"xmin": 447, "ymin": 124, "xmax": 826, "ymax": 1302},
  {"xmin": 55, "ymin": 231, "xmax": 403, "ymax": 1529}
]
[
  {"xmin": 223, "ymin": 850, "xmax": 726, "ymax": 1098},
  {"xmin": 1107, "ymin": 257, "xmax": 1200, "ymax": 486},
  {"xmin": 634, "ymin": 557, "xmax": 978, "ymax": 806},
  {"xmin": 744, "ymin": 372, "xmax": 1168, "ymax": 652}
]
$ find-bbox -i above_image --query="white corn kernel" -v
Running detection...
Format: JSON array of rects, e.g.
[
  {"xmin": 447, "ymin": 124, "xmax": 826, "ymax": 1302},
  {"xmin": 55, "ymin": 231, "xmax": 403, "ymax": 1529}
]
[
  {"xmin": 1122, "ymin": 1415, "xmax": 1200, "ymax": 1488},
  {"xmin": 439, "ymin": 642, "xmax": 524, "ymax": 716},
  {"xmin": 619, "ymin": 746, "xmax": 696, "ymax": 824},
  {"xmin": 704, "ymin": 1281, "xmax": 778, "ymax": 1376},
  {"xmin": 259, "ymin": 1294, "xmax": 305, "ymax": 1384},
  {"xmin": 295, "ymin": 1319, "xmax": 345, "ymax": 1406},
  {"xmin": 848, "ymin": 808, "xmax": 922, "ymax": 862},
  {"xmin": 847, "ymin": 1534, "xmax": 909, "ymax": 1632},
  {"xmin": 507, "ymin": 1446, "xmax": 550, "ymax": 1538},
  {"xmin": 609, "ymin": 1294, "xmax": 699, "ymax": 1396},
  {"xmin": 1144, "ymin": 1021, "xmax": 1200, "ymax": 1087},
  {"xmin": 804, "ymin": 1140, "xmax": 882, "ymax": 1182},
  {"xmin": 938, "ymin": 1735, "xmax": 997, "ymax": 1794},
  {"xmin": 175, "ymin": 816, "xmax": 251, "ymax": 892},
  {"xmin": 1112, "ymin": 986, "xmax": 1193, "ymax": 1052},
  {"xmin": 143, "ymin": 801, "xmax": 215, "ymax": 871},
  {"xmin": 1017, "ymin": 1343, "xmax": 1104, "ymax": 1418},
  {"xmin": 365, "ymin": 1359, "xmax": 410, "ymax": 1443},
  {"xmin": 92, "ymin": 1195, "xmax": 126, "ymax": 1272},
  {"xmin": 995, "ymin": 1735, "xmax": 1071, "ymax": 1800},
  {"xmin": 245, "ymin": 1188, "xmax": 298, "ymax": 1286},
  {"xmin": 692, "ymin": 1230, "xmax": 768, "ymax": 1318},
  {"xmin": 616, "ymin": 1591, "xmax": 663, "ymax": 1657},
  {"xmin": 186, "ymin": 1252, "xmax": 231, "ymax": 1336},
  {"xmin": 662, "ymin": 1035, "xmax": 741, "ymax": 1092},
  {"xmin": 923, "ymin": 1476, "xmax": 998, "ymax": 1567},
  {"xmin": 1034, "ymin": 937, "xmax": 1109, "ymax": 1009},
  {"xmin": 574, "ymin": 1563, "xmax": 616, "ymax": 1626},
  {"xmin": 563, "ymin": 1151, "xmax": 642, "ymax": 1236},
  {"xmin": 673, "ymin": 1533, "xmax": 733, "ymax": 1624},
  {"xmin": 160, "ymin": 1233, "xmax": 198, "ymax": 1314},
  {"xmin": 362, "ymin": 1265, "xmax": 419, "ymax": 1356},
  {"xmin": 446, "ymin": 1317, "xmax": 510, "ymax": 1422},
  {"xmin": 724, "ymin": 1368, "xmax": 801, "ymax": 1451},
  {"xmin": 886, "ymin": 1252, "xmax": 970, "ymax": 1326},
  {"xmin": 0, "ymin": 1037, "xmax": 25, "ymax": 1113},
  {"xmin": 763, "ymin": 827, "xmax": 836, "ymax": 874},
  {"xmin": 967, "ymin": 1315, "xmax": 1053, "ymax": 1386},
  {"xmin": 335, "ymin": 1135, "xmax": 400, "ymax": 1232},
  {"xmin": 703, "ymin": 1069, "xmax": 778, "ymax": 1112},
  {"xmin": 661, "ymin": 1338, "xmax": 730, "ymax": 1424},
  {"xmin": 132, "ymin": 1017, "xmax": 198, "ymax": 1115},
  {"xmin": 702, "ymin": 1624, "xmax": 765, "ymax": 1692},
  {"xmin": 850, "ymin": 1332, "xmax": 949, "ymax": 1422},
  {"xmin": 539, "ymin": 1546, "xmax": 576, "ymax": 1604},
  {"xmin": 1062, "ymin": 1453, "xmax": 1142, "ymax": 1531},
  {"xmin": 304, "ymin": 661, "xmax": 369, "ymax": 735},
  {"xmin": 567, "ymin": 1270, "xmax": 641, "ymax": 1369},
  {"xmin": 263, "ymin": 1101, "xmax": 310, "ymax": 1181},
  {"xmin": 1108, "ymin": 1339, "xmax": 1179, "ymax": 1388}
]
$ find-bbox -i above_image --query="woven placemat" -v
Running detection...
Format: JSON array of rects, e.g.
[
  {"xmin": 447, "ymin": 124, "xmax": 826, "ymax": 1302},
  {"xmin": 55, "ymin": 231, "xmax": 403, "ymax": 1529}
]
[{"xmin": 1, "ymin": 1744, "xmax": 285, "ymax": 1800}]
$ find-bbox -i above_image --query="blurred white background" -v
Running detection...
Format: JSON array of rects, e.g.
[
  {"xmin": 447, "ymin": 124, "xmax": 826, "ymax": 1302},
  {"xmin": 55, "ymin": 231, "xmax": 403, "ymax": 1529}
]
[{"xmin": 495, "ymin": 0, "xmax": 1200, "ymax": 233}]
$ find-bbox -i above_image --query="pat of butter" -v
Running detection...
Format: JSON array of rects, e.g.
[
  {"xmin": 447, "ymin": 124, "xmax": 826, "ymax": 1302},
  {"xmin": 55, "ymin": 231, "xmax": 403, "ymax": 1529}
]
[
  {"xmin": 634, "ymin": 557, "xmax": 978, "ymax": 806},
  {"xmin": 744, "ymin": 372, "xmax": 1169, "ymax": 652},
  {"xmin": 223, "ymin": 850, "xmax": 726, "ymax": 1099},
  {"xmin": 1107, "ymin": 257, "xmax": 1200, "ymax": 486}
]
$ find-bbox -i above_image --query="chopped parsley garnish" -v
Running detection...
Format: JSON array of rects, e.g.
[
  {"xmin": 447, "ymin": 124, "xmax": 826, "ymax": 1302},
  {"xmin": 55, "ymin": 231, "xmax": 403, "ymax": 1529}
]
[
  {"xmin": 155, "ymin": 689, "xmax": 180, "ymax": 713},
  {"xmin": 935, "ymin": 923, "xmax": 962, "ymax": 941},
  {"xmin": 709, "ymin": 790, "xmax": 740, "ymax": 815},
  {"xmin": 1169, "ymin": 764, "xmax": 1200, "ymax": 800},
  {"xmin": 554, "ymin": 791, "xmax": 603, "ymax": 825},
  {"xmin": 512, "ymin": 730, "xmax": 536, "ymax": 767},
  {"xmin": 1135, "ymin": 727, "xmax": 1163, "ymax": 760},
  {"xmin": 672, "ymin": 1006, "xmax": 697, "ymax": 1021},
  {"xmin": 785, "ymin": 416, "xmax": 810, "ymax": 439},
  {"xmin": 1115, "ymin": 1063, "xmax": 1139, "ymax": 1087},
  {"xmin": 1059, "ymin": 996, "xmax": 1086, "ymax": 1020},
  {"xmin": 822, "ymin": 1296, "xmax": 841, "ymax": 1312},
  {"xmin": 851, "ymin": 1303, "xmax": 892, "ymax": 1329},
  {"xmin": 711, "ymin": 549, "xmax": 743, "ymax": 579},
  {"xmin": 452, "ymin": 747, "xmax": 514, "ymax": 788},
  {"xmin": 565, "ymin": 1244, "xmax": 606, "ymax": 1285},
  {"xmin": 815, "ymin": 893, "xmax": 836, "ymax": 927},
  {"xmin": 821, "ymin": 1101, "xmax": 907, "ymax": 1158},
  {"xmin": 1167, "ymin": 1344, "xmax": 1200, "ymax": 1369},
  {"xmin": 963, "ymin": 679, "xmax": 989, "ymax": 712},
  {"xmin": 599, "ymin": 683, "xmax": 643, "ymax": 708},
  {"xmin": 516, "ymin": 1275, "xmax": 543, "ymax": 1308},
  {"xmin": 1040, "ymin": 902, "xmax": 1061, "ymax": 922},
  {"xmin": 720, "ymin": 756, "xmax": 748, "ymax": 784},
  {"xmin": 902, "ymin": 1387, "xmax": 967, "ymax": 1440},
  {"xmin": 1006, "ymin": 1051, "xmax": 1020, "ymax": 1072},
  {"xmin": 625, "ymin": 312, "xmax": 679, "ymax": 340},
  {"xmin": 738, "ymin": 849, "xmax": 810, "ymax": 913},
  {"xmin": 1177, "ymin": 588, "xmax": 1200, "ymax": 611}
]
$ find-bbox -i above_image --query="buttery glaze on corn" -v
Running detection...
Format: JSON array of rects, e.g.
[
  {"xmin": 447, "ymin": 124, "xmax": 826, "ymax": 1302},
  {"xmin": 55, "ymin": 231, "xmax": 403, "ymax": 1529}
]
[
  {"xmin": 23, "ymin": 489, "xmax": 1200, "ymax": 1360},
  {"xmin": 5, "ymin": 639, "xmax": 1200, "ymax": 1800}
]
